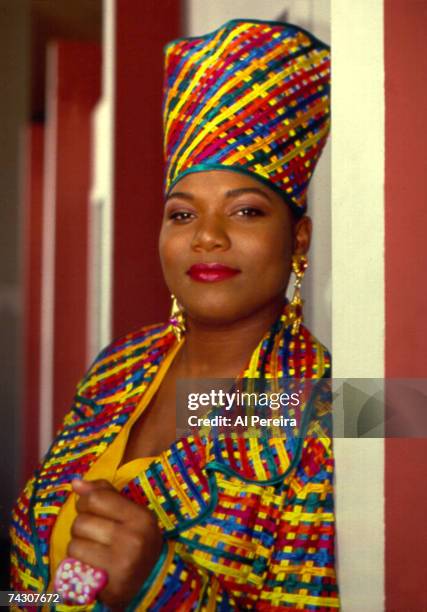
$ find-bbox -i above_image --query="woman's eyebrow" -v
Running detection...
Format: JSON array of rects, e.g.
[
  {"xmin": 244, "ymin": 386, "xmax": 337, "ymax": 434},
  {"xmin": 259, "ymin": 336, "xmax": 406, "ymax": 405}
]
[
  {"xmin": 165, "ymin": 191, "xmax": 194, "ymax": 202},
  {"xmin": 225, "ymin": 187, "xmax": 273, "ymax": 202}
]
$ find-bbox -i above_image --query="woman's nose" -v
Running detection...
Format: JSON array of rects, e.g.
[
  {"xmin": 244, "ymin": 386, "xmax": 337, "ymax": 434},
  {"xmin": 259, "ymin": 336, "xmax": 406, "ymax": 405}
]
[{"xmin": 191, "ymin": 216, "xmax": 231, "ymax": 252}]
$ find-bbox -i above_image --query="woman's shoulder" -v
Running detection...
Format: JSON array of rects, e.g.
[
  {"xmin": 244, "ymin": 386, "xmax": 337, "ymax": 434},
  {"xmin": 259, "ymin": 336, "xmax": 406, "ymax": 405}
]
[
  {"xmin": 96, "ymin": 321, "xmax": 172, "ymax": 361},
  {"xmin": 76, "ymin": 321, "xmax": 174, "ymax": 397}
]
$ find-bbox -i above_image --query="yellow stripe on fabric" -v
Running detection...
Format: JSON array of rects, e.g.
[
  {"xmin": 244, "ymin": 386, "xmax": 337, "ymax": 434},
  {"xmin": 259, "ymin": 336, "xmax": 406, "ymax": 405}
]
[
  {"xmin": 246, "ymin": 342, "xmax": 262, "ymax": 378},
  {"xmin": 96, "ymin": 384, "xmax": 148, "ymax": 405},
  {"xmin": 53, "ymin": 604, "xmax": 93, "ymax": 612},
  {"xmin": 43, "ymin": 444, "xmax": 110, "ymax": 468},
  {"xmin": 167, "ymin": 39, "xmax": 295, "ymax": 175},
  {"xmin": 16, "ymin": 567, "xmax": 44, "ymax": 590},
  {"xmin": 272, "ymin": 566, "xmax": 336, "ymax": 579},
  {"xmin": 10, "ymin": 535, "xmax": 36, "ymax": 564},
  {"xmin": 169, "ymin": 49, "xmax": 328, "ymax": 178},
  {"xmin": 139, "ymin": 470, "xmax": 175, "ymax": 531},
  {"xmin": 248, "ymin": 437, "xmax": 268, "ymax": 480},
  {"xmin": 190, "ymin": 553, "xmax": 248, "ymax": 580},
  {"xmin": 33, "ymin": 483, "xmax": 72, "ymax": 497},
  {"xmin": 283, "ymin": 510, "xmax": 335, "ymax": 524},
  {"xmin": 315, "ymin": 343, "xmax": 326, "ymax": 377},
  {"xmin": 215, "ymin": 475, "xmax": 275, "ymax": 498},
  {"xmin": 191, "ymin": 525, "xmax": 256, "ymax": 552},
  {"xmin": 277, "ymin": 593, "xmax": 340, "ymax": 608},
  {"xmin": 270, "ymin": 438, "xmax": 290, "ymax": 472},
  {"xmin": 206, "ymin": 577, "xmax": 220, "ymax": 612},
  {"xmin": 33, "ymin": 505, "xmax": 61, "ymax": 518}
]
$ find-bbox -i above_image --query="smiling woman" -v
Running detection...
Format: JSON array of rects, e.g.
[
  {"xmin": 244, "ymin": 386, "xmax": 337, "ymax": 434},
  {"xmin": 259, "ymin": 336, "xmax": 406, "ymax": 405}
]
[
  {"xmin": 10, "ymin": 19, "xmax": 338, "ymax": 611},
  {"xmin": 160, "ymin": 170, "xmax": 311, "ymax": 327}
]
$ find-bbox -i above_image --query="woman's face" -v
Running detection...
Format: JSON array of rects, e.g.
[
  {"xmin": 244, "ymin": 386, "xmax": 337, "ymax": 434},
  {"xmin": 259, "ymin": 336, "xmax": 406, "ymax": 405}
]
[{"xmin": 159, "ymin": 170, "xmax": 311, "ymax": 326}]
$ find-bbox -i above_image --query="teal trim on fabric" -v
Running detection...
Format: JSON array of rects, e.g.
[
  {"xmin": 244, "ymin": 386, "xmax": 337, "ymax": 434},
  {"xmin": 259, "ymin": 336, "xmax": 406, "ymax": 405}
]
[
  {"xmin": 151, "ymin": 464, "xmax": 184, "ymax": 520},
  {"xmin": 28, "ymin": 435, "xmax": 62, "ymax": 590},
  {"xmin": 124, "ymin": 541, "xmax": 169, "ymax": 611},
  {"xmin": 263, "ymin": 434, "xmax": 281, "ymax": 475},
  {"xmin": 204, "ymin": 444, "xmax": 300, "ymax": 487},
  {"xmin": 269, "ymin": 577, "xmax": 338, "ymax": 592},
  {"xmin": 163, "ymin": 18, "xmax": 330, "ymax": 54},
  {"xmin": 167, "ymin": 163, "xmax": 305, "ymax": 218}
]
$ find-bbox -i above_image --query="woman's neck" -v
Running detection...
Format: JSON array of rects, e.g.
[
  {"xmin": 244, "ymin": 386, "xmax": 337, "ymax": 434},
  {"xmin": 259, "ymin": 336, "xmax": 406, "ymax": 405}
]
[{"xmin": 179, "ymin": 298, "xmax": 285, "ymax": 378}]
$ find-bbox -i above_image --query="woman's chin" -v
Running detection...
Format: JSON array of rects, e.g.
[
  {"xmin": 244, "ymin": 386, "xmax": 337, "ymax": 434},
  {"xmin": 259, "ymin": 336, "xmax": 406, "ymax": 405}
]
[
  {"xmin": 183, "ymin": 298, "xmax": 279, "ymax": 329},
  {"xmin": 184, "ymin": 301, "xmax": 251, "ymax": 328}
]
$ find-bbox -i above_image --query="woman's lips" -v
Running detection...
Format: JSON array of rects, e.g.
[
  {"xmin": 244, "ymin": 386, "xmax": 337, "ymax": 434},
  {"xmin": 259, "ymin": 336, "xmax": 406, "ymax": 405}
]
[{"xmin": 187, "ymin": 263, "xmax": 241, "ymax": 283}]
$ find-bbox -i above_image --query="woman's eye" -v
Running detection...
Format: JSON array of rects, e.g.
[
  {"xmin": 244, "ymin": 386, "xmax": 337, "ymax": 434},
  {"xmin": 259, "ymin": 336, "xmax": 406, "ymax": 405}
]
[
  {"xmin": 235, "ymin": 207, "xmax": 265, "ymax": 217},
  {"xmin": 168, "ymin": 211, "xmax": 195, "ymax": 222}
]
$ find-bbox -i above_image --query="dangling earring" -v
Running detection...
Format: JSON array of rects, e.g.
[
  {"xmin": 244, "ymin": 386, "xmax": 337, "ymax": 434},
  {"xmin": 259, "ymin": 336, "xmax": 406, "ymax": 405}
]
[
  {"xmin": 169, "ymin": 294, "xmax": 186, "ymax": 341},
  {"xmin": 289, "ymin": 254, "xmax": 308, "ymax": 335}
]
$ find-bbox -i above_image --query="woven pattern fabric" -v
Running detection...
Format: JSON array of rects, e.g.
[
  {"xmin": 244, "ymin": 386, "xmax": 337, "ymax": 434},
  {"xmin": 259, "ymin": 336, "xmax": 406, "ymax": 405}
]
[
  {"xmin": 163, "ymin": 19, "xmax": 330, "ymax": 214},
  {"xmin": 10, "ymin": 305, "xmax": 338, "ymax": 610}
]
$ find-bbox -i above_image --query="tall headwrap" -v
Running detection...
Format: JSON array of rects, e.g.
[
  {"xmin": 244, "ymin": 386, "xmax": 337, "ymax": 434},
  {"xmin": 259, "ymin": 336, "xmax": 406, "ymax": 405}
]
[{"xmin": 163, "ymin": 19, "xmax": 330, "ymax": 216}]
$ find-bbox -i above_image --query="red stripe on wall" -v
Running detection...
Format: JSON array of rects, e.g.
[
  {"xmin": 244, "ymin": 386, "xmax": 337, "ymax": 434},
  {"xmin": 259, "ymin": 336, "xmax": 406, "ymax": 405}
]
[
  {"xmin": 22, "ymin": 124, "xmax": 44, "ymax": 481},
  {"xmin": 49, "ymin": 42, "xmax": 101, "ymax": 429},
  {"xmin": 113, "ymin": 0, "xmax": 182, "ymax": 337},
  {"xmin": 385, "ymin": 1, "xmax": 427, "ymax": 609}
]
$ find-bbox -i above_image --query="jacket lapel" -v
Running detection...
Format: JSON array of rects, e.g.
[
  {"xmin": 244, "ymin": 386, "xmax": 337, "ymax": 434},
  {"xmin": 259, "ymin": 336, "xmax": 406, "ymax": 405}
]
[{"xmin": 29, "ymin": 324, "xmax": 177, "ymax": 586}]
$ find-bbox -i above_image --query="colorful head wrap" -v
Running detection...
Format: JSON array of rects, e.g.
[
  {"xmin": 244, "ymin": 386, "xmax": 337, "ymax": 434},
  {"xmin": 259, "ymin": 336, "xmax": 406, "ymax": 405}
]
[{"xmin": 163, "ymin": 19, "xmax": 330, "ymax": 216}]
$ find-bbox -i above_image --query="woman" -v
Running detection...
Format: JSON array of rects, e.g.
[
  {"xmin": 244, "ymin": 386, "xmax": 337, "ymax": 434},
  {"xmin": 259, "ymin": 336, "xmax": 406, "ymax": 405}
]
[{"xmin": 11, "ymin": 19, "xmax": 338, "ymax": 610}]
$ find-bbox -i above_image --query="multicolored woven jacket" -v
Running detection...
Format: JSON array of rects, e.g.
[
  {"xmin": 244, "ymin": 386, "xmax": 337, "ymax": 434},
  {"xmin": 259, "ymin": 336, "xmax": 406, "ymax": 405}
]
[{"xmin": 11, "ymin": 310, "xmax": 339, "ymax": 610}]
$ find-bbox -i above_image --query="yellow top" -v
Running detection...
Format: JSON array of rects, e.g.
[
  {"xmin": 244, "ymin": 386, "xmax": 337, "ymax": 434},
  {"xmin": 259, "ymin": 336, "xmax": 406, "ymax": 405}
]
[{"xmin": 48, "ymin": 339, "xmax": 183, "ymax": 584}]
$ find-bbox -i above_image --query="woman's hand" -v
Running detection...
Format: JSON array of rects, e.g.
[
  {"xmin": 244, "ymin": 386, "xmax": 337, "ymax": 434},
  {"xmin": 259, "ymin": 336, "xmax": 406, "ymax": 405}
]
[{"xmin": 68, "ymin": 478, "xmax": 163, "ymax": 610}]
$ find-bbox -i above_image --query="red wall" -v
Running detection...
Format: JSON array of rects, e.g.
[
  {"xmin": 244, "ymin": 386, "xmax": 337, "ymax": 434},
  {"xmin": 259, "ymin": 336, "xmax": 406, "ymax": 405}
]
[
  {"xmin": 49, "ymin": 42, "xmax": 101, "ymax": 429},
  {"xmin": 112, "ymin": 0, "xmax": 182, "ymax": 337},
  {"xmin": 384, "ymin": 1, "xmax": 427, "ymax": 609}
]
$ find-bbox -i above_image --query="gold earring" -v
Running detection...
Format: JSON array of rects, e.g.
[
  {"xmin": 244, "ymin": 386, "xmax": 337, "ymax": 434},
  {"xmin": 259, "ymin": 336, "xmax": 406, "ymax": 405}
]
[
  {"xmin": 169, "ymin": 294, "xmax": 186, "ymax": 341},
  {"xmin": 289, "ymin": 254, "xmax": 308, "ymax": 336}
]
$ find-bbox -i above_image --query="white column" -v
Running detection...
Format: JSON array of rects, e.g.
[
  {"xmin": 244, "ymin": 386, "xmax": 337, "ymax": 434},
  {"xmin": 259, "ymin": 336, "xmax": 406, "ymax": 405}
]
[
  {"xmin": 87, "ymin": 0, "xmax": 116, "ymax": 362},
  {"xmin": 332, "ymin": 0, "xmax": 385, "ymax": 610},
  {"xmin": 39, "ymin": 46, "xmax": 58, "ymax": 455}
]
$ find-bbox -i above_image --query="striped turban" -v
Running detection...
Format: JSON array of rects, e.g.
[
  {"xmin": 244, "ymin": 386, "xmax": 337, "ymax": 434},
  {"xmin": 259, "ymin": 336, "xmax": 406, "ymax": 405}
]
[{"xmin": 163, "ymin": 19, "xmax": 330, "ymax": 216}]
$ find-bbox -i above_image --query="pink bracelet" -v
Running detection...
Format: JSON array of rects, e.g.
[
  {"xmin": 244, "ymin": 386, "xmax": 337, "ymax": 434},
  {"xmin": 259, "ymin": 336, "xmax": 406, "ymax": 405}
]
[{"xmin": 54, "ymin": 557, "xmax": 108, "ymax": 606}]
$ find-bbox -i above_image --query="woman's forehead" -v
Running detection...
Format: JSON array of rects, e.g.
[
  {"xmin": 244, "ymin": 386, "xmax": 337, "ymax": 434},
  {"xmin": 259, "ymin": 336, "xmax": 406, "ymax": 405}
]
[{"xmin": 169, "ymin": 169, "xmax": 277, "ymax": 200}]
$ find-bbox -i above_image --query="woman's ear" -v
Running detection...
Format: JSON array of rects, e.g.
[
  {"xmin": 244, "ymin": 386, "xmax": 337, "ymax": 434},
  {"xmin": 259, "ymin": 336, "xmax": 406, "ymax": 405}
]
[{"xmin": 293, "ymin": 215, "xmax": 312, "ymax": 255}]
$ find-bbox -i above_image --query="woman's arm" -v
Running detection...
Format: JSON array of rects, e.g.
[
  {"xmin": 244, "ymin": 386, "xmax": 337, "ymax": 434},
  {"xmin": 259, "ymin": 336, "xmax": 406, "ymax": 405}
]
[{"xmin": 255, "ymin": 437, "xmax": 339, "ymax": 611}]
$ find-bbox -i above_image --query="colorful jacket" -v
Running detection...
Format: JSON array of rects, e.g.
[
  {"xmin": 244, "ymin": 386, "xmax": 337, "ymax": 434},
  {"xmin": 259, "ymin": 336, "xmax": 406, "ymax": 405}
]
[{"xmin": 11, "ymin": 311, "xmax": 339, "ymax": 610}]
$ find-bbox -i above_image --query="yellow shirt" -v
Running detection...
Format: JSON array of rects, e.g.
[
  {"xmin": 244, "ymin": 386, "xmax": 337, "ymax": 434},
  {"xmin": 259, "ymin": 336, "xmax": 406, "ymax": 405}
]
[{"xmin": 48, "ymin": 339, "xmax": 182, "ymax": 583}]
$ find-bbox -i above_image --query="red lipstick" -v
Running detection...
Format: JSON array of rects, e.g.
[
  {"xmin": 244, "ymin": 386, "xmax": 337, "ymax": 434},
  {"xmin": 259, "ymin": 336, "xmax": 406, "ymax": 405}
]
[{"xmin": 187, "ymin": 263, "xmax": 241, "ymax": 283}]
